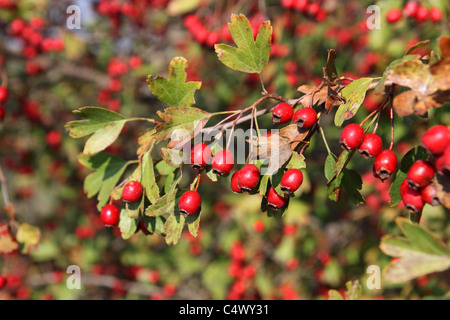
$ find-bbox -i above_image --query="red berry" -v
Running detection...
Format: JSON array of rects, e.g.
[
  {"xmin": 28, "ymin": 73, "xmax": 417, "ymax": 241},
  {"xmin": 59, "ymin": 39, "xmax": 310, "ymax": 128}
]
[
  {"xmin": 421, "ymin": 125, "xmax": 450, "ymax": 155},
  {"xmin": 100, "ymin": 204, "xmax": 120, "ymax": 226},
  {"xmin": 280, "ymin": 169, "xmax": 303, "ymax": 194},
  {"xmin": 373, "ymin": 150, "xmax": 398, "ymax": 181},
  {"xmin": 230, "ymin": 170, "xmax": 243, "ymax": 193},
  {"xmin": 406, "ymin": 160, "xmax": 435, "ymax": 189},
  {"xmin": 211, "ymin": 149, "xmax": 234, "ymax": 176},
  {"xmin": 339, "ymin": 124, "xmax": 365, "ymax": 151},
  {"xmin": 434, "ymin": 153, "xmax": 447, "ymax": 175},
  {"xmin": 0, "ymin": 87, "xmax": 8, "ymax": 103},
  {"xmin": 45, "ymin": 130, "xmax": 62, "ymax": 148},
  {"xmin": 386, "ymin": 8, "xmax": 403, "ymax": 24},
  {"xmin": 294, "ymin": 0, "xmax": 308, "ymax": 12},
  {"xmin": 415, "ymin": 5, "xmax": 428, "ymax": 22},
  {"xmin": 421, "ymin": 183, "xmax": 440, "ymax": 206},
  {"xmin": 0, "ymin": 274, "xmax": 5, "ymax": 290},
  {"xmin": 429, "ymin": 7, "xmax": 442, "ymax": 22},
  {"xmin": 122, "ymin": 180, "xmax": 143, "ymax": 202},
  {"xmin": 238, "ymin": 164, "xmax": 260, "ymax": 192},
  {"xmin": 293, "ymin": 107, "xmax": 317, "ymax": 129},
  {"xmin": 190, "ymin": 143, "xmax": 211, "ymax": 169},
  {"xmin": 403, "ymin": 1, "xmax": 419, "ymax": 18},
  {"xmin": 253, "ymin": 219, "xmax": 265, "ymax": 233},
  {"xmin": 281, "ymin": 0, "xmax": 295, "ymax": 9},
  {"xmin": 400, "ymin": 179, "xmax": 424, "ymax": 213},
  {"xmin": 444, "ymin": 146, "xmax": 450, "ymax": 171},
  {"xmin": 358, "ymin": 133, "xmax": 383, "ymax": 159},
  {"xmin": 178, "ymin": 190, "xmax": 201, "ymax": 217},
  {"xmin": 272, "ymin": 102, "xmax": 294, "ymax": 124},
  {"xmin": 266, "ymin": 187, "xmax": 289, "ymax": 210}
]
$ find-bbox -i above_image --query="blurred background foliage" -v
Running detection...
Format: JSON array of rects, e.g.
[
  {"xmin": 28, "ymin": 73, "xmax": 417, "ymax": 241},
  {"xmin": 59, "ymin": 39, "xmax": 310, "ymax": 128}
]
[{"xmin": 0, "ymin": 0, "xmax": 449, "ymax": 300}]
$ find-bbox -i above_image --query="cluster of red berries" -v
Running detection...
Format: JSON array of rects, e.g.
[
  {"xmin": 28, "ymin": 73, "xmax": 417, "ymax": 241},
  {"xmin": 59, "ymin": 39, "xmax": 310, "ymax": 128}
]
[
  {"xmin": 100, "ymin": 180, "xmax": 143, "ymax": 226},
  {"xmin": 281, "ymin": 0, "xmax": 327, "ymax": 22},
  {"xmin": 400, "ymin": 125, "xmax": 450, "ymax": 213},
  {"xmin": 96, "ymin": 0, "xmax": 169, "ymax": 31},
  {"xmin": 7, "ymin": 17, "xmax": 64, "ymax": 75},
  {"xmin": 272, "ymin": 102, "xmax": 318, "ymax": 130},
  {"xmin": 339, "ymin": 123, "xmax": 397, "ymax": 182},
  {"xmin": 97, "ymin": 55, "xmax": 142, "ymax": 112},
  {"xmin": 386, "ymin": 2, "xmax": 443, "ymax": 24},
  {"xmin": 183, "ymin": 14, "xmax": 224, "ymax": 48}
]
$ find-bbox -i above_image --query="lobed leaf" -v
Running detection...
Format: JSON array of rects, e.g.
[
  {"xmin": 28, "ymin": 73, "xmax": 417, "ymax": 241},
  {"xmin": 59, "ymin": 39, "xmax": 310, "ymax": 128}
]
[
  {"xmin": 147, "ymin": 56, "xmax": 201, "ymax": 108},
  {"xmin": 215, "ymin": 14, "xmax": 272, "ymax": 74}
]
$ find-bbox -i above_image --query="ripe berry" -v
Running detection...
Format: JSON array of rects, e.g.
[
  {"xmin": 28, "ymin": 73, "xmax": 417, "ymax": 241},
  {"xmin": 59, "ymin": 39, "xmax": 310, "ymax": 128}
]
[
  {"xmin": 178, "ymin": 190, "xmax": 201, "ymax": 217},
  {"xmin": 190, "ymin": 143, "xmax": 211, "ymax": 169},
  {"xmin": 100, "ymin": 204, "xmax": 120, "ymax": 226},
  {"xmin": 358, "ymin": 133, "xmax": 383, "ymax": 159},
  {"xmin": 211, "ymin": 149, "xmax": 234, "ymax": 176},
  {"xmin": 0, "ymin": 274, "xmax": 6, "ymax": 290},
  {"xmin": 122, "ymin": 180, "xmax": 143, "ymax": 202},
  {"xmin": 266, "ymin": 187, "xmax": 289, "ymax": 210},
  {"xmin": 421, "ymin": 125, "xmax": 450, "ymax": 155},
  {"xmin": 230, "ymin": 170, "xmax": 243, "ymax": 193},
  {"xmin": 272, "ymin": 102, "xmax": 294, "ymax": 124},
  {"xmin": 373, "ymin": 150, "xmax": 398, "ymax": 181},
  {"xmin": 415, "ymin": 5, "xmax": 428, "ymax": 22},
  {"xmin": 237, "ymin": 164, "xmax": 260, "ymax": 192},
  {"xmin": 400, "ymin": 179, "xmax": 424, "ymax": 213},
  {"xmin": 293, "ymin": 107, "xmax": 317, "ymax": 129},
  {"xmin": 421, "ymin": 183, "xmax": 440, "ymax": 206},
  {"xmin": 406, "ymin": 160, "xmax": 435, "ymax": 189},
  {"xmin": 0, "ymin": 87, "xmax": 8, "ymax": 103},
  {"xmin": 403, "ymin": 1, "xmax": 419, "ymax": 18},
  {"xmin": 429, "ymin": 7, "xmax": 442, "ymax": 22},
  {"xmin": 386, "ymin": 8, "xmax": 403, "ymax": 24},
  {"xmin": 280, "ymin": 169, "xmax": 303, "ymax": 194},
  {"xmin": 339, "ymin": 124, "xmax": 365, "ymax": 151}
]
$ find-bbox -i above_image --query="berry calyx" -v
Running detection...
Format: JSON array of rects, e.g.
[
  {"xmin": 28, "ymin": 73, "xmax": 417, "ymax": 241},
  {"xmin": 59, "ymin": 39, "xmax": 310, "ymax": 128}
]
[
  {"xmin": 211, "ymin": 149, "xmax": 234, "ymax": 176},
  {"xmin": 280, "ymin": 169, "xmax": 303, "ymax": 194},
  {"xmin": 421, "ymin": 125, "xmax": 450, "ymax": 156},
  {"xmin": 406, "ymin": 160, "xmax": 435, "ymax": 189},
  {"xmin": 100, "ymin": 204, "xmax": 120, "ymax": 226},
  {"xmin": 190, "ymin": 143, "xmax": 211, "ymax": 169},
  {"xmin": 292, "ymin": 107, "xmax": 317, "ymax": 129},
  {"xmin": 266, "ymin": 187, "xmax": 289, "ymax": 210},
  {"xmin": 237, "ymin": 164, "xmax": 260, "ymax": 192},
  {"xmin": 178, "ymin": 190, "xmax": 201, "ymax": 217},
  {"xmin": 230, "ymin": 170, "xmax": 243, "ymax": 193},
  {"xmin": 373, "ymin": 149, "xmax": 398, "ymax": 181},
  {"xmin": 272, "ymin": 102, "xmax": 294, "ymax": 124},
  {"xmin": 122, "ymin": 180, "xmax": 143, "ymax": 202},
  {"xmin": 339, "ymin": 124, "xmax": 365, "ymax": 151},
  {"xmin": 358, "ymin": 133, "xmax": 383, "ymax": 159}
]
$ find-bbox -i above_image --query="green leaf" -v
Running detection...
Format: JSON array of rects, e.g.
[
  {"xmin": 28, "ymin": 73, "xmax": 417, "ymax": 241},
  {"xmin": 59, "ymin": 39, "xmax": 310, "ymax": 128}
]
[
  {"xmin": 79, "ymin": 153, "xmax": 128, "ymax": 211},
  {"xmin": 147, "ymin": 57, "xmax": 201, "ymax": 108},
  {"xmin": 144, "ymin": 171, "xmax": 182, "ymax": 217},
  {"xmin": 334, "ymin": 77, "xmax": 374, "ymax": 127},
  {"xmin": 324, "ymin": 154, "xmax": 337, "ymax": 181},
  {"xmin": 389, "ymin": 146, "xmax": 429, "ymax": 207},
  {"xmin": 118, "ymin": 209, "xmax": 138, "ymax": 240},
  {"xmin": 215, "ymin": 14, "xmax": 272, "ymax": 74},
  {"xmin": 141, "ymin": 150, "xmax": 160, "ymax": 203},
  {"xmin": 164, "ymin": 213, "xmax": 186, "ymax": 245},
  {"xmin": 155, "ymin": 106, "xmax": 211, "ymax": 143},
  {"xmin": 16, "ymin": 223, "xmax": 40, "ymax": 254},
  {"xmin": 285, "ymin": 152, "xmax": 306, "ymax": 170},
  {"xmin": 341, "ymin": 169, "xmax": 365, "ymax": 205},
  {"xmin": 327, "ymin": 290, "xmax": 344, "ymax": 300},
  {"xmin": 379, "ymin": 217, "xmax": 450, "ymax": 283},
  {"xmin": 65, "ymin": 107, "xmax": 128, "ymax": 155},
  {"xmin": 144, "ymin": 215, "xmax": 166, "ymax": 236}
]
